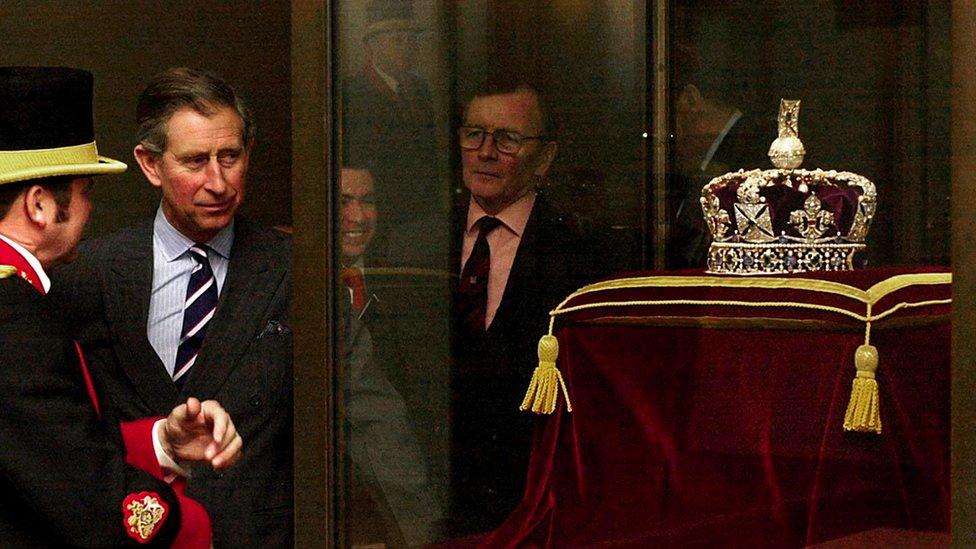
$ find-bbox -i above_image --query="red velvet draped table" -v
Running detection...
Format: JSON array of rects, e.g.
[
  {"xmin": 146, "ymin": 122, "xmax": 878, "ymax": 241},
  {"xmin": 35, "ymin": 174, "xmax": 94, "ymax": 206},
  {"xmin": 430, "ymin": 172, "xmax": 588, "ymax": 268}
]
[{"xmin": 480, "ymin": 267, "xmax": 951, "ymax": 548}]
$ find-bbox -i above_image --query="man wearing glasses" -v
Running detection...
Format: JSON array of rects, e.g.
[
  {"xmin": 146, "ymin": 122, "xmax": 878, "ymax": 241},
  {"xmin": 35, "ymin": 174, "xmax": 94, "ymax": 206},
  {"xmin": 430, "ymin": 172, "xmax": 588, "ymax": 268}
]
[{"xmin": 448, "ymin": 81, "xmax": 601, "ymax": 536}]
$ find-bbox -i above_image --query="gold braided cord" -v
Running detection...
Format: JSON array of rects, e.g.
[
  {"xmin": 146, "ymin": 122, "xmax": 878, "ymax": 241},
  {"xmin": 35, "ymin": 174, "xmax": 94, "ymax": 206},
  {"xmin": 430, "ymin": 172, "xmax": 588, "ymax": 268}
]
[
  {"xmin": 555, "ymin": 299, "xmax": 870, "ymax": 323},
  {"xmin": 870, "ymin": 299, "xmax": 953, "ymax": 322},
  {"xmin": 549, "ymin": 297, "xmax": 951, "ymax": 327},
  {"xmin": 865, "ymin": 302, "xmax": 873, "ymax": 345},
  {"xmin": 548, "ymin": 272, "xmax": 952, "ymax": 324}
]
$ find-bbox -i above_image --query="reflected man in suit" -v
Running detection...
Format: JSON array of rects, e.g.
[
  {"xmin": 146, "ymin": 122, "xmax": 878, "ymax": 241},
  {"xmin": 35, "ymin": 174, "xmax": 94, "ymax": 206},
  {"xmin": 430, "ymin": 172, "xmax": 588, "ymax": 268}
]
[
  {"xmin": 342, "ymin": 0, "xmax": 441, "ymax": 234},
  {"xmin": 668, "ymin": 44, "xmax": 769, "ymax": 269},
  {"xmin": 338, "ymin": 165, "xmax": 445, "ymax": 546},
  {"xmin": 339, "ymin": 166, "xmax": 378, "ymax": 318},
  {"xmin": 53, "ymin": 67, "xmax": 293, "ymax": 547}
]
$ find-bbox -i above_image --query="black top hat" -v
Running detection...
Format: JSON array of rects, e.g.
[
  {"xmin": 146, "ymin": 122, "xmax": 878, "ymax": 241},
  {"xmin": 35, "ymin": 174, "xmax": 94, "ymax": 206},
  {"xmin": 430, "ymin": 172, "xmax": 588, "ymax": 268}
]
[
  {"xmin": 0, "ymin": 67, "xmax": 126, "ymax": 185},
  {"xmin": 364, "ymin": 0, "xmax": 422, "ymax": 40}
]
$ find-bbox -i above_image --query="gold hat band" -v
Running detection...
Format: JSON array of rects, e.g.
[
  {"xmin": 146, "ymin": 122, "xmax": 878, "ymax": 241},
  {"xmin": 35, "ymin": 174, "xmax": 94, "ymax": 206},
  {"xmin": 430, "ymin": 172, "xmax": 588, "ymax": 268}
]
[
  {"xmin": 0, "ymin": 141, "xmax": 126, "ymax": 185},
  {"xmin": 365, "ymin": 18, "xmax": 423, "ymax": 39}
]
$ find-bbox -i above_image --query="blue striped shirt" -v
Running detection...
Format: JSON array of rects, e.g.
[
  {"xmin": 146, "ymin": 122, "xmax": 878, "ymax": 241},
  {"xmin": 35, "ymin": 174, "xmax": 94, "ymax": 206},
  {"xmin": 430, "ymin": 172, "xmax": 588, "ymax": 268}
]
[{"xmin": 147, "ymin": 207, "xmax": 234, "ymax": 376}]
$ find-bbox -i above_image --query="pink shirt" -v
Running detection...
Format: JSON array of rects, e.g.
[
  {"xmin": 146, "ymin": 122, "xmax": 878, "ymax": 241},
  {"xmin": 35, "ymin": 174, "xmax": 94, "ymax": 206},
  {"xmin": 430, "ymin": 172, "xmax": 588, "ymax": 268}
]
[{"xmin": 461, "ymin": 192, "xmax": 536, "ymax": 329}]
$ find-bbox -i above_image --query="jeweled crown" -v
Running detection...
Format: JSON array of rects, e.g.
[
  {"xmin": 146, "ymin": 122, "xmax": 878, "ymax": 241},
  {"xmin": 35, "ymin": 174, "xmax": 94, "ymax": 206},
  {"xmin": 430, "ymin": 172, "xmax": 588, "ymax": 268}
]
[{"xmin": 700, "ymin": 99, "xmax": 877, "ymax": 274}]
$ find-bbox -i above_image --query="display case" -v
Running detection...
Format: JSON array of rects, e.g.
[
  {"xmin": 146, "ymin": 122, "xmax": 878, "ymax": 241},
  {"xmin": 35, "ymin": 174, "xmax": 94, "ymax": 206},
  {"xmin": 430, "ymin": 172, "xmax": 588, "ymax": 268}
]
[{"xmin": 289, "ymin": 1, "xmax": 975, "ymax": 546}]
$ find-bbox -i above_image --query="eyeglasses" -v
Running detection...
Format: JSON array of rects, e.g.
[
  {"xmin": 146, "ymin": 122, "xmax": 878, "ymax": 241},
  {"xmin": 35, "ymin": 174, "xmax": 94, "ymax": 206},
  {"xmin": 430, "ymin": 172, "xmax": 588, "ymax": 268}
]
[{"xmin": 458, "ymin": 126, "xmax": 547, "ymax": 155}]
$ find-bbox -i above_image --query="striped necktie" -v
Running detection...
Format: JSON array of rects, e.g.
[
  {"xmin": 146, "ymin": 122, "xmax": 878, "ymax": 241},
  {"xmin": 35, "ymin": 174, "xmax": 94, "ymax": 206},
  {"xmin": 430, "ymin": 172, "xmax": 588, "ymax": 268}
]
[
  {"xmin": 455, "ymin": 216, "xmax": 503, "ymax": 333},
  {"xmin": 173, "ymin": 244, "xmax": 218, "ymax": 386}
]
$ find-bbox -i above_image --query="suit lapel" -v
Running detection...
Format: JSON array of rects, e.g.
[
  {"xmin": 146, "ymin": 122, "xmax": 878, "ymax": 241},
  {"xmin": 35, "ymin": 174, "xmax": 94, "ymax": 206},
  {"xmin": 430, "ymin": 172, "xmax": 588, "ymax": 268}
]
[
  {"xmin": 452, "ymin": 194, "xmax": 551, "ymax": 335},
  {"xmin": 488, "ymin": 196, "xmax": 550, "ymax": 334},
  {"xmin": 181, "ymin": 219, "xmax": 285, "ymax": 399},
  {"xmin": 107, "ymin": 222, "xmax": 179, "ymax": 413}
]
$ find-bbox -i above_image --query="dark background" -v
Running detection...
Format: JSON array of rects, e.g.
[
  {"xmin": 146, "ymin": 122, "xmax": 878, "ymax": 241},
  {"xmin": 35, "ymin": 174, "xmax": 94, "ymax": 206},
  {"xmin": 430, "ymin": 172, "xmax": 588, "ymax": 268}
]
[
  {"xmin": 0, "ymin": 0, "xmax": 949, "ymax": 264},
  {"xmin": 448, "ymin": 0, "xmax": 951, "ymax": 267},
  {"xmin": 0, "ymin": 1, "xmax": 293, "ymax": 236}
]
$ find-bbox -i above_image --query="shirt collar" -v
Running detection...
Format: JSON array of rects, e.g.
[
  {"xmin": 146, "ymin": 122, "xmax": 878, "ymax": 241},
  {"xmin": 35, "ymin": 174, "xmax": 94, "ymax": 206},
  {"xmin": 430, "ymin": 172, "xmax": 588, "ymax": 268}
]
[
  {"xmin": 0, "ymin": 234, "xmax": 50, "ymax": 293},
  {"xmin": 466, "ymin": 191, "xmax": 536, "ymax": 237},
  {"xmin": 153, "ymin": 206, "xmax": 234, "ymax": 262},
  {"xmin": 340, "ymin": 257, "xmax": 365, "ymax": 272},
  {"xmin": 371, "ymin": 62, "xmax": 400, "ymax": 94},
  {"xmin": 700, "ymin": 109, "xmax": 743, "ymax": 173}
]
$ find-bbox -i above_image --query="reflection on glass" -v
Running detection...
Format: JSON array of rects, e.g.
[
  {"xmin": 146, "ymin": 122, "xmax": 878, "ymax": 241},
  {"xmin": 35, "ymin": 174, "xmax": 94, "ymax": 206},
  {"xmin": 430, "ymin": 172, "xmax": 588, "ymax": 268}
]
[
  {"xmin": 336, "ymin": 1, "xmax": 646, "ymax": 545},
  {"xmin": 333, "ymin": 0, "xmax": 949, "ymax": 546},
  {"xmin": 668, "ymin": 1, "xmax": 950, "ymax": 268}
]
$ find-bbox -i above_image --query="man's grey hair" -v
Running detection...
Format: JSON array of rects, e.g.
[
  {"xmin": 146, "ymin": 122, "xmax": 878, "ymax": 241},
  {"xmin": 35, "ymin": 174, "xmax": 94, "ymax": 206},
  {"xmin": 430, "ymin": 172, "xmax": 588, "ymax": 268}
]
[{"xmin": 136, "ymin": 67, "xmax": 255, "ymax": 155}]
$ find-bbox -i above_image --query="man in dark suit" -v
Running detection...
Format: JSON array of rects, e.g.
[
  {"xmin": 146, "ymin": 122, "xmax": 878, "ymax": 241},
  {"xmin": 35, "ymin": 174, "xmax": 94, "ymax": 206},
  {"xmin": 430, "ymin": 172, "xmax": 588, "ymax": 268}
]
[
  {"xmin": 53, "ymin": 67, "xmax": 292, "ymax": 547},
  {"xmin": 447, "ymin": 81, "xmax": 602, "ymax": 536},
  {"xmin": 0, "ymin": 66, "xmax": 243, "ymax": 547}
]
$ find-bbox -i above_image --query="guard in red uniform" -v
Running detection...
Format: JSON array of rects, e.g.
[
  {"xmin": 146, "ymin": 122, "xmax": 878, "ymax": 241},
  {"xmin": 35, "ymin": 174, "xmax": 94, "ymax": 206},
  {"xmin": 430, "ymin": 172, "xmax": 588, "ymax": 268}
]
[{"xmin": 0, "ymin": 67, "xmax": 242, "ymax": 547}]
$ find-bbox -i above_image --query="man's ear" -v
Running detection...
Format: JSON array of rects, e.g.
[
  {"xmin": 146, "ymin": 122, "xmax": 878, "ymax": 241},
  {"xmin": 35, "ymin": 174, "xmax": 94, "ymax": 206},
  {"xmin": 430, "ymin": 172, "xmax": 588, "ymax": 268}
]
[
  {"xmin": 533, "ymin": 141, "xmax": 558, "ymax": 178},
  {"xmin": 133, "ymin": 144, "xmax": 163, "ymax": 188},
  {"xmin": 23, "ymin": 185, "xmax": 52, "ymax": 228}
]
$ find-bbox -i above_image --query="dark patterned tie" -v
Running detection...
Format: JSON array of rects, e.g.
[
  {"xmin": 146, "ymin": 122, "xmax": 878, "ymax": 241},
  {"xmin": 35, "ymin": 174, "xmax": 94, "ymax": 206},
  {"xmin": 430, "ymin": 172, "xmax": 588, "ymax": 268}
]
[
  {"xmin": 173, "ymin": 244, "xmax": 218, "ymax": 387},
  {"xmin": 456, "ymin": 216, "xmax": 503, "ymax": 333}
]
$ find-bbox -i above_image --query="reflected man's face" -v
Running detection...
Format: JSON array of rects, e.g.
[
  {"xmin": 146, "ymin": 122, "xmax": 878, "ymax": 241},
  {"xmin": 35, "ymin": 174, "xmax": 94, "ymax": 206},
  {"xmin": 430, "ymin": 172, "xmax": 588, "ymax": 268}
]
[
  {"xmin": 339, "ymin": 168, "xmax": 378, "ymax": 264},
  {"xmin": 461, "ymin": 90, "xmax": 556, "ymax": 215},
  {"xmin": 367, "ymin": 30, "xmax": 417, "ymax": 77}
]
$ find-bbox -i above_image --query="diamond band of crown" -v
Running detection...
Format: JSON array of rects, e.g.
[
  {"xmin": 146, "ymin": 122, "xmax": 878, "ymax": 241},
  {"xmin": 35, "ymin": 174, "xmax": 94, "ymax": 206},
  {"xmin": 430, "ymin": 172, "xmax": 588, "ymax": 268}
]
[
  {"xmin": 700, "ymin": 99, "xmax": 877, "ymax": 275},
  {"xmin": 708, "ymin": 241, "xmax": 864, "ymax": 275}
]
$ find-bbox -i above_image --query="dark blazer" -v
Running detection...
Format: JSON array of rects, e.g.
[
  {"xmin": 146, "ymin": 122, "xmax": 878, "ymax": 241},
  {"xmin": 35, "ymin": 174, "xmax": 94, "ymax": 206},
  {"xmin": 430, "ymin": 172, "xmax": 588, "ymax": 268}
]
[
  {"xmin": 53, "ymin": 216, "xmax": 293, "ymax": 548},
  {"xmin": 349, "ymin": 192, "xmax": 605, "ymax": 537},
  {"xmin": 448, "ymin": 193, "xmax": 603, "ymax": 536},
  {"xmin": 0, "ymin": 275, "xmax": 185, "ymax": 547}
]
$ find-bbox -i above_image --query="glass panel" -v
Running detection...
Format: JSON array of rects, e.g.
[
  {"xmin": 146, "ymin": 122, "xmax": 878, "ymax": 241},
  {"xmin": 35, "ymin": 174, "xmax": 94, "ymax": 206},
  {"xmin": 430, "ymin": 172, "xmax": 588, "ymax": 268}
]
[
  {"xmin": 334, "ymin": 0, "xmax": 646, "ymax": 545},
  {"xmin": 667, "ymin": 1, "xmax": 951, "ymax": 269},
  {"xmin": 330, "ymin": 0, "xmax": 949, "ymax": 545}
]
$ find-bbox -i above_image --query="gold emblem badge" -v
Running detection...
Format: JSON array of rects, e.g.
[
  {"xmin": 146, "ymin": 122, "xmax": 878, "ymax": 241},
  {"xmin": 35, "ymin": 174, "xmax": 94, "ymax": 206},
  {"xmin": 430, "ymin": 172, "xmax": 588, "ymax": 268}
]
[{"xmin": 123, "ymin": 492, "xmax": 169, "ymax": 543}]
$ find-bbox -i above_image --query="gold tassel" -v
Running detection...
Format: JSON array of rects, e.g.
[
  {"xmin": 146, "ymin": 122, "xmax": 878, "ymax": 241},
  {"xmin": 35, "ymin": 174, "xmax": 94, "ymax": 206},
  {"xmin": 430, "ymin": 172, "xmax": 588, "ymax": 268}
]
[
  {"xmin": 520, "ymin": 334, "xmax": 573, "ymax": 414},
  {"xmin": 842, "ymin": 343, "xmax": 882, "ymax": 433}
]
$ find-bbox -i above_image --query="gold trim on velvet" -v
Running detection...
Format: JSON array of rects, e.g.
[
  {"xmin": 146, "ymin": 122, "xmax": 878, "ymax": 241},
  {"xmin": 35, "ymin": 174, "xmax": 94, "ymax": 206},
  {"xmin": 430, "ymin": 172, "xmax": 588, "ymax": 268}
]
[
  {"xmin": 551, "ymin": 297, "xmax": 952, "ymax": 325},
  {"xmin": 0, "ymin": 141, "xmax": 126, "ymax": 184},
  {"xmin": 577, "ymin": 313, "xmax": 951, "ymax": 332},
  {"xmin": 521, "ymin": 272, "xmax": 951, "ymax": 429},
  {"xmin": 554, "ymin": 272, "xmax": 952, "ymax": 311}
]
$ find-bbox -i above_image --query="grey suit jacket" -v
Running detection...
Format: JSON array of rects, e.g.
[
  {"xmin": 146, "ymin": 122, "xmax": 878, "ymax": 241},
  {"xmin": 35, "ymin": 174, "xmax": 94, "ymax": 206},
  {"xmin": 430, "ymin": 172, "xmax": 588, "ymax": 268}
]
[
  {"xmin": 342, "ymin": 294, "xmax": 445, "ymax": 546},
  {"xmin": 52, "ymin": 216, "xmax": 293, "ymax": 548}
]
